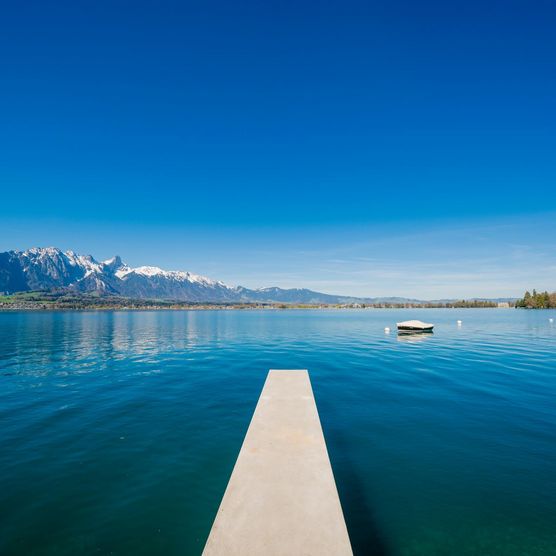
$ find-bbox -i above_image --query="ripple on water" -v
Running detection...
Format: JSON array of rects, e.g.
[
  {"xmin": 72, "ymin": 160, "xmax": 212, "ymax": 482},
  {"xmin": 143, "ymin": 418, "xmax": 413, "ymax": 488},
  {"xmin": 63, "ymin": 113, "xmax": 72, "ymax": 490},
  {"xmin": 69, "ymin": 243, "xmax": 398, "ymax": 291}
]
[{"xmin": 0, "ymin": 309, "xmax": 555, "ymax": 555}]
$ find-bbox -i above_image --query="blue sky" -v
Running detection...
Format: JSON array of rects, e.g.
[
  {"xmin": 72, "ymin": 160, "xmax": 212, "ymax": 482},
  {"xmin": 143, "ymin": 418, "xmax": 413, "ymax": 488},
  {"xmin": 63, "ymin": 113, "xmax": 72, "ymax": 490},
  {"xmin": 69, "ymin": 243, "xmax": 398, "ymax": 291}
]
[{"xmin": 1, "ymin": 1, "xmax": 555, "ymax": 298}]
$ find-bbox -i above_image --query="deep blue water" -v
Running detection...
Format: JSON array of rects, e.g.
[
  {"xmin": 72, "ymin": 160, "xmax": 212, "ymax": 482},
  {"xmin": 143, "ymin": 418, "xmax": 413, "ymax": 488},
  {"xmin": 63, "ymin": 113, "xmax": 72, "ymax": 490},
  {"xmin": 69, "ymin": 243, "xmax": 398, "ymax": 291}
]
[{"xmin": 1, "ymin": 309, "xmax": 555, "ymax": 555}]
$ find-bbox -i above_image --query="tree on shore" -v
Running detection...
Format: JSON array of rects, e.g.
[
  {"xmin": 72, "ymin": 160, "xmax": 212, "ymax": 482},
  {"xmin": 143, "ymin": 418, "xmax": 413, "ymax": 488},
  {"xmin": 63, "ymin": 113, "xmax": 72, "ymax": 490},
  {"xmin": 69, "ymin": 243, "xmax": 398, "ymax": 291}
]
[{"xmin": 515, "ymin": 289, "xmax": 556, "ymax": 308}]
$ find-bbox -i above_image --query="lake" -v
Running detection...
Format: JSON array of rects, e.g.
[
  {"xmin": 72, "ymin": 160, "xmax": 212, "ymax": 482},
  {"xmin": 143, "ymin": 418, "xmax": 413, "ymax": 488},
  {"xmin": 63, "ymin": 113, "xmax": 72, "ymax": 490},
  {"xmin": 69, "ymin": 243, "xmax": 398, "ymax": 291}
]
[{"xmin": 1, "ymin": 309, "xmax": 555, "ymax": 555}]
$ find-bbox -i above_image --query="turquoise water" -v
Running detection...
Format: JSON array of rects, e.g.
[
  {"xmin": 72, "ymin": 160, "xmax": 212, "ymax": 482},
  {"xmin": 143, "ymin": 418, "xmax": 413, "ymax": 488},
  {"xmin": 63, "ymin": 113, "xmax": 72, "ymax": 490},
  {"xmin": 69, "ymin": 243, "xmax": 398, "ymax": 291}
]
[{"xmin": 1, "ymin": 309, "xmax": 555, "ymax": 555}]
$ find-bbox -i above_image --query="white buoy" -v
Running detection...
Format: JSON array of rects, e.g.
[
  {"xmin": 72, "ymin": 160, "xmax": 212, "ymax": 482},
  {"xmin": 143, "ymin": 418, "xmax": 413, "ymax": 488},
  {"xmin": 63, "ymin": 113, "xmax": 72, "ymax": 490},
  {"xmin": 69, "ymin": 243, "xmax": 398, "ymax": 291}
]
[
  {"xmin": 550, "ymin": 318, "xmax": 554, "ymax": 323},
  {"xmin": 384, "ymin": 327, "xmax": 390, "ymax": 334},
  {"xmin": 457, "ymin": 320, "xmax": 462, "ymax": 325}
]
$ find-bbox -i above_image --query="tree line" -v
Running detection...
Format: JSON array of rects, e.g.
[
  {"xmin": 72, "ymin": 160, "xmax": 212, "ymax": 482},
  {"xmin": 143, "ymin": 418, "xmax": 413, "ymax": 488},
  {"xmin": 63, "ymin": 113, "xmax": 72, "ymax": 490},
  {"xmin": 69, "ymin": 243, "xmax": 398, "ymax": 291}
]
[{"xmin": 515, "ymin": 289, "xmax": 556, "ymax": 309}]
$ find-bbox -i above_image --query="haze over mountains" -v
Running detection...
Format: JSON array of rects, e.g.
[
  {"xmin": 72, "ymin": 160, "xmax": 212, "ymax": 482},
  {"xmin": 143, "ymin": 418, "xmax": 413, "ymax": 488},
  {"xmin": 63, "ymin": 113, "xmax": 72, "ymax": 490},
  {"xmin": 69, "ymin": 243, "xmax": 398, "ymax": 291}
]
[
  {"xmin": 0, "ymin": 247, "xmax": 415, "ymax": 304},
  {"xmin": 0, "ymin": 248, "xmax": 517, "ymax": 304}
]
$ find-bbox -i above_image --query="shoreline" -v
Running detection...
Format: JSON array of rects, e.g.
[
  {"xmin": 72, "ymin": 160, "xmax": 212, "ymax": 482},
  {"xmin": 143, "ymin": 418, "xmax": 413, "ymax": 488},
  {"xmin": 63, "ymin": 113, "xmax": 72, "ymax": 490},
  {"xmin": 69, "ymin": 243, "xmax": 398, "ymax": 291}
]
[
  {"xmin": 0, "ymin": 293, "xmax": 516, "ymax": 312},
  {"xmin": 0, "ymin": 305, "xmax": 517, "ymax": 312}
]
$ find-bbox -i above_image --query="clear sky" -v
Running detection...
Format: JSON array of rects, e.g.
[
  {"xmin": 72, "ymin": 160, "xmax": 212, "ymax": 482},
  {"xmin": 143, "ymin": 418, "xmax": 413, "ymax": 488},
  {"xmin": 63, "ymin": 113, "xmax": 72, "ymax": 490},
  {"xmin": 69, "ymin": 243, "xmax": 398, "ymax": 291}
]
[{"xmin": 1, "ymin": 1, "xmax": 555, "ymax": 298}]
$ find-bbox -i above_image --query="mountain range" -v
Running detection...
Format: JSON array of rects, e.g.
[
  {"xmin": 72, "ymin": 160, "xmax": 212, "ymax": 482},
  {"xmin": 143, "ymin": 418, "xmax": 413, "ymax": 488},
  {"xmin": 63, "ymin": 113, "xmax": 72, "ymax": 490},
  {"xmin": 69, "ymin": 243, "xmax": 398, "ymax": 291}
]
[
  {"xmin": 0, "ymin": 247, "xmax": 412, "ymax": 304},
  {"xmin": 0, "ymin": 248, "xmax": 518, "ymax": 305}
]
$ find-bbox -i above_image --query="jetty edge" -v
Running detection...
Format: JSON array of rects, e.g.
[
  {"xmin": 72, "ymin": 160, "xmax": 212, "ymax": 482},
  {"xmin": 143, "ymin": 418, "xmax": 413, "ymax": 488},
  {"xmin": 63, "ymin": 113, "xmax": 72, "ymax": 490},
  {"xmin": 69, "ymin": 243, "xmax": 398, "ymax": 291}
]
[{"xmin": 202, "ymin": 369, "xmax": 353, "ymax": 556}]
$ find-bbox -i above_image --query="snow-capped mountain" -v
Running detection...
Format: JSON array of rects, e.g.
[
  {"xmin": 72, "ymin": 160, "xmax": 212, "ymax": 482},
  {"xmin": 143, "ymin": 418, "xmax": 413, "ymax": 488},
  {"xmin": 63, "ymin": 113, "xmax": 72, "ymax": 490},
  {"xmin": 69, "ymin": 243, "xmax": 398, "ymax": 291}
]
[
  {"xmin": 113, "ymin": 263, "xmax": 239, "ymax": 301},
  {"xmin": 0, "ymin": 248, "xmax": 239, "ymax": 302},
  {"xmin": 0, "ymin": 247, "xmax": 116, "ymax": 294},
  {"xmin": 0, "ymin": 247, "xmax": 374, "ymax": 303}
]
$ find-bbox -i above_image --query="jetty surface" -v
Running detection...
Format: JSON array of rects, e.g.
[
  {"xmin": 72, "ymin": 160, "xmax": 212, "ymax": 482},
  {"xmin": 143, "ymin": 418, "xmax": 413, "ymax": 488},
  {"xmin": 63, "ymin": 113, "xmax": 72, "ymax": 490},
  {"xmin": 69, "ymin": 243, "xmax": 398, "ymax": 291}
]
[{"xmin": 203, "ymin": 369, "xmax": 352, "ymax": 555}]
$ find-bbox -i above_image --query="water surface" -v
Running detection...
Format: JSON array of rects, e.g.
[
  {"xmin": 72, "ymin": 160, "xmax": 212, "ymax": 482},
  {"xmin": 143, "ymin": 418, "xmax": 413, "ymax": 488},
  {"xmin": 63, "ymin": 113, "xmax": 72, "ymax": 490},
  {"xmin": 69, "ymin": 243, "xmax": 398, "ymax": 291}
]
[{"xmin": 1, "ymin": 309, "xmax": 555, "ymax": 555}]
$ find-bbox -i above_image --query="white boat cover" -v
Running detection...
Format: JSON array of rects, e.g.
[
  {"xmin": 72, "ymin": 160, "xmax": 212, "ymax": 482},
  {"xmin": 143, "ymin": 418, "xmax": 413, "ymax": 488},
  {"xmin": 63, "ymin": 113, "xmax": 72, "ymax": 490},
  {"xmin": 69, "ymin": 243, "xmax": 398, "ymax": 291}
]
[{"xmin": 396, "ymin": 320, "xmax": 434, "ymax": 329}]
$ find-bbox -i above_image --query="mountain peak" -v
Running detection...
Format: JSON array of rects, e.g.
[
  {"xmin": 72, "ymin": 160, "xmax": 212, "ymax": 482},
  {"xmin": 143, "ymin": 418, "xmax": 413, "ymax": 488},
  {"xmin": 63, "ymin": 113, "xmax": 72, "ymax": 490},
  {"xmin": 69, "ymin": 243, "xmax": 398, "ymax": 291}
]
[
  {"xmin": 103, "ymin": 255, "xmax": 123, "ymax": 270},
  {"xmin": 23, "ymin": 246, "xmax": 63, "ymax": 256}
]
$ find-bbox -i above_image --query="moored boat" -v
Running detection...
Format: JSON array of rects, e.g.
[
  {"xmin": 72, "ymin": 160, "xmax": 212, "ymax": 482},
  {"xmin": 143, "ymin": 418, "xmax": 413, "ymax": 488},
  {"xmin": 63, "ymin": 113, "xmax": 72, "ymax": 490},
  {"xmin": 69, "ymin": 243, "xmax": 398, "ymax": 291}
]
[{"xmin": 397, "ymin": 320, "xmax": 434, "ymax": 332}]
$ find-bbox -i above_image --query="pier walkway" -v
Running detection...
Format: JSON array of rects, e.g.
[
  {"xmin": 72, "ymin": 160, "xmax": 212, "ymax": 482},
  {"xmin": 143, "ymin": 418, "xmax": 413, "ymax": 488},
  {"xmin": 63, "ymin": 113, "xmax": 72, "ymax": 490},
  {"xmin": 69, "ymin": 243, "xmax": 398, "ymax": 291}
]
[{"xmin": 203, "ymin": 369, "xmax": 352, "ymax": 555}]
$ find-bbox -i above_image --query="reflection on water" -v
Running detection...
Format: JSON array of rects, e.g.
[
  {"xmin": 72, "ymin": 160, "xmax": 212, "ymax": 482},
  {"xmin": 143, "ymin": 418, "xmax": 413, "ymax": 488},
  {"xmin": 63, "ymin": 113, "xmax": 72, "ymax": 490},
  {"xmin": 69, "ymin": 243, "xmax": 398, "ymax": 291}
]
[
  {"xmin": 1, "ymin": 309, "xmax": 556, "ymax": 556},
  {"xmin": 397, "ymin": 330, "xmax": 434, "ymax": 343},
  {"xmin": 2, "ymin": 312, "xmax": 217, "ymax": 378}
]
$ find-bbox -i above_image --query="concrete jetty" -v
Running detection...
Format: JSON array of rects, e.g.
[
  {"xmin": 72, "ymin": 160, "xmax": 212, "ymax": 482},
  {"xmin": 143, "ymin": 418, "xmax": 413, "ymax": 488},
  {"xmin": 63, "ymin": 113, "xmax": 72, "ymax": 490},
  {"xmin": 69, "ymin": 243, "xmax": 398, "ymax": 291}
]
[{"xmin": 202, "ymin": 369, "xmax": 352, "ymax": 556}]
